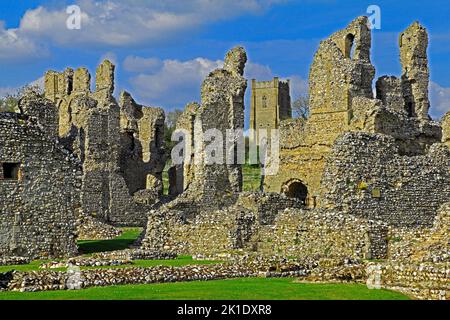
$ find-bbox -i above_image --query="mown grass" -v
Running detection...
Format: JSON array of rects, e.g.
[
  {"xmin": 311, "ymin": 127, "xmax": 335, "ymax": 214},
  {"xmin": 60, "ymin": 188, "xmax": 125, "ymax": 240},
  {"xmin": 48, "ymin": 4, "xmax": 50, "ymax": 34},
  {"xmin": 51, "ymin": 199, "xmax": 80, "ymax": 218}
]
[
  {"xmin": 77, "ymin": 227, "xmax": 143, "ymax": 255},
  {"xmin": 0, "ymin": 278, "xmax": 409, "ymax": 300},
  {"xmin": 0, "ymin": 229, "xmax": 219, "ymax": 273}
]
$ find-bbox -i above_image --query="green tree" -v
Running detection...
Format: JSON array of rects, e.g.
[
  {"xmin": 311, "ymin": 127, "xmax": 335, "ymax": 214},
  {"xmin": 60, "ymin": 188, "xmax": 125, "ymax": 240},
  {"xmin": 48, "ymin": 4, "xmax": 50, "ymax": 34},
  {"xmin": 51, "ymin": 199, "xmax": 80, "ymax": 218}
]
[
  {"xmin": 164, "ymin": 109, "xmax": 184, "ymax": 151},
  {"xmin": 292, "ymin": 94, "xmax": 310, "ymax": 120}
]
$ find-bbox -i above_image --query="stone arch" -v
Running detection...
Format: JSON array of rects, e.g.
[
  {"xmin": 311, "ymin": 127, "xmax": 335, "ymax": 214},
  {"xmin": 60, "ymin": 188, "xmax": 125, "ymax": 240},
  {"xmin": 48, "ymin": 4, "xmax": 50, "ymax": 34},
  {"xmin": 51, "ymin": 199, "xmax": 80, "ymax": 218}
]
[
  {"xmin": 281, "ymin": 179, "xmax": 308, "ymax": 205},
  {"xmin": 344, "ymin": 33, "xmax": 355, "ymax": 59}
]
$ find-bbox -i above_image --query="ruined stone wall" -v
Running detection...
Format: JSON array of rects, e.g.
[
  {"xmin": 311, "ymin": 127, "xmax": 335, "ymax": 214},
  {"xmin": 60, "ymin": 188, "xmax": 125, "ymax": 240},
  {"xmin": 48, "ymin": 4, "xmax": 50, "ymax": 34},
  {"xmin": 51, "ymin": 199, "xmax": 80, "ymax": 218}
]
[
  {"xmin": 0, "ymin": 108, "xmax": 81, "ymax": 259},
  {"xmin": 170, "ymin": 102, "xmax": 200, "ymax": 196},
  {"xmin": 388, "ymin": 201, "xmax": 449, "ymax": 263},
  {"xmin": 399, "ymin": 22, "xmax": 430, "ymax": 120},
  {"xmin": 264, "ymin": 17, "xmax": 442, "ymax": 209},
  {"xmin": 171, "ymin": 47, "xmax": 247, "ymax": 207},
  {"xmin": 320, "ymin": 132, "xmax": 450, "ymax": 227},
  {"xmin": 119, "ymin": 91, "xmax": 166, "ymax": 195},
  {"xmin": 264, "ymin": 17, "xmax": 376, "ymax": 204},
  {"xmin": 443, "ymin": 111, "xmax": 450, "ymax": 148},
  {"xmin": 378, "ymin": 262, "xmax": 448, "ymax": 300},
  {"xmin": 140, "ymin": 192, "xmax": 387, "ymax": 260},
  {"xmin": 140, "ymin": 192, "xmax": 303, "ymax": 256},
  {"xmin": 44, "ymin": 61, "xmax": 165, "ymax": 226}
]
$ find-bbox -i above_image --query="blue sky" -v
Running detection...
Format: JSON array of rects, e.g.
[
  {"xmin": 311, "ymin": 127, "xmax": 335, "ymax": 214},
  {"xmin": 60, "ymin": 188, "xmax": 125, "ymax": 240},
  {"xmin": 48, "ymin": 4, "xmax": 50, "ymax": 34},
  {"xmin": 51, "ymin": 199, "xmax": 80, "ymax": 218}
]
[{"xmin": 1, "ymin": 0, "xmax": 449, "ymax": 120}]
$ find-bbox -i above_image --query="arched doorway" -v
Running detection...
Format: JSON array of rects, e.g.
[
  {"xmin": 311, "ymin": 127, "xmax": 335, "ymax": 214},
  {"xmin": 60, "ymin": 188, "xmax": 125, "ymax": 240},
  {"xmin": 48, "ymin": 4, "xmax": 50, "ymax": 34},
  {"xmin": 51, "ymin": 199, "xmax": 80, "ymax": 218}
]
[{"xmin": 282, "ymin": 180, "xmax": 308, "ymax": 205}]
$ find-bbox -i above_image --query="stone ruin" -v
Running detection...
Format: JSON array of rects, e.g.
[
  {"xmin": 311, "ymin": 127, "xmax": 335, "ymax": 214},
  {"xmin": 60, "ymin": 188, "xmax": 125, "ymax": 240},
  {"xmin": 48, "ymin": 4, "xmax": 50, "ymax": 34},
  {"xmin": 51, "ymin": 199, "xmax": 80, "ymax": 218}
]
[
  {"xmin": 264, "ymin": 17, "xmax": 448, "ymax": 225},
  {"xmin": 0, "ymin": 15, "xmax": 448, "ymax": 300},
  {"xmin": 0, "ymin": 60, "xmax": 167, "ymax": 258},
  {"xmin": 44, "ymin": 60, "xmax": 167, "ymax": 227},
  {"xmin": 140, "ymin": 18, "xmax": 449, "ymax": 265},
  {"xmin": 0, "ymin": 92, "xmax": 80, "ymax": 259}
]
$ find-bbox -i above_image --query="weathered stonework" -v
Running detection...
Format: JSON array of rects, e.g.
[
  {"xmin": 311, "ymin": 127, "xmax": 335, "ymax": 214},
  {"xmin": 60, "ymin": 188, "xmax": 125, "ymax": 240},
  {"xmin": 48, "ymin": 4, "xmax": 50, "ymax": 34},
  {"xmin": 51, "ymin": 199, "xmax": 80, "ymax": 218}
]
[
  {"xmin": 0, "ymin": 92, "xmax": 81, "ymax": 259},
  {"xmin": 264, "ymin": 17, "xmax": 443, "ymax": 213},
  {"xmin": 443, "ymin": 111, "xmax": 450, "ymax": 148},
  {"xmin": 165, "ymin": 46, "xmax": 247, "ymax": 208},
  {"xmin": 320, "ymin": 132, "xmax": 450, "ymax": 227}
]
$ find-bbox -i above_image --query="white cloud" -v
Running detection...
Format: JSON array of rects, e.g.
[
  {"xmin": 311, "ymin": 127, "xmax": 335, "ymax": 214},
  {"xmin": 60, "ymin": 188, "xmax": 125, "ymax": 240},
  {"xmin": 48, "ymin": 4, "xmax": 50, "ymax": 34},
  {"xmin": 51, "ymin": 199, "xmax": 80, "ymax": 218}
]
[
  {"xmin": 125, "ymin": 54, "xmax": 307, "ymax": 110},
  {"xmin": 129, "ymin": 57, "xmax": 223, "ymax": 107},
  {"xmin": 0, "ymin": 0, "xmax": 285, "ymax": 61},
  {"xmin": 123, "ymin": 56, "xmax": 163, "ymax": 73},
  {"xmin": 429, "ymin": 82, "xmax": 450, "ymax": 119},
  {"xmin": 0, "ymin": 23, "xmax": 48, "ymax": 61}
]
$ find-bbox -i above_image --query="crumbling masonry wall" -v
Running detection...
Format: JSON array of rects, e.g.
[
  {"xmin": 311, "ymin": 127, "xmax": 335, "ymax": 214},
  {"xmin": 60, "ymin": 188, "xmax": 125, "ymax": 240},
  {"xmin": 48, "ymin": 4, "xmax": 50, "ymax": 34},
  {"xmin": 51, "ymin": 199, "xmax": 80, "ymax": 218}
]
[
  {"xmin": 0, "ymin": 92, "xmax": 81, "ymax": 259},
  {"xmin": 44, "ymin": 60, "xmax": 166, "ymax": 226},
  {"xmin": 443, "ymin": 111, "xmax": 450, "ymax": 148},
  {"xmin": 263, "ymin": 16, "xmax": 376, "ymax": 206},
  {"xmin": 320, "ymin": 132, "xmax": 450, "ymax": 227},
  {"xmin": 168, "ymin": 47, "xmax": 247, "ymax": 208},
  {"xmin": 264, "ymin": 18, "xmax": 442, "ymax": 211}
]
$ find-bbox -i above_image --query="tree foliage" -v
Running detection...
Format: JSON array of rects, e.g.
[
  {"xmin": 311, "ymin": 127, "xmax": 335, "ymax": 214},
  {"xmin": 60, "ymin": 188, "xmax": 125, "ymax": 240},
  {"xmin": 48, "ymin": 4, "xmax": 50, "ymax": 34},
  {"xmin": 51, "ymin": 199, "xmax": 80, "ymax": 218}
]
[
  {"xmin": 164, "ymin": 108, "xmax": 184, "ymax": 151},
  {"xmin": 292, "ymin": 94, "xmax": 310, "ymax": 120}
]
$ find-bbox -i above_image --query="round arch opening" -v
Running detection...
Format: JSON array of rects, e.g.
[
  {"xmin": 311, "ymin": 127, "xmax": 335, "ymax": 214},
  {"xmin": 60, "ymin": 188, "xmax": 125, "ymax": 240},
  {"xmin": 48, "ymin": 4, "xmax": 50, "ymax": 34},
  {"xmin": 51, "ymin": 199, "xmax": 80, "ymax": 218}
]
[{"xmin": 282, "ymin": 180, "xmax": 308, "ymax": 205}]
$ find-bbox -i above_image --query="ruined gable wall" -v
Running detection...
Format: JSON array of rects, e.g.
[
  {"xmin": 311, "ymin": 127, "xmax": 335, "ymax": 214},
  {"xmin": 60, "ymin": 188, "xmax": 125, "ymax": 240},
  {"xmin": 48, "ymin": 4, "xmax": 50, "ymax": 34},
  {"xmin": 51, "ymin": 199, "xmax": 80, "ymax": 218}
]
[
  {"xmin": 320, "ymin": 132, "xmax": 450, "ymax": 227},
  {"xmin": 0, "ymin": 112, "xmax": 81, "ymax": 259},
  {"xmin": 264, "ymin": 17, "xmax": 375, "ymax": 205}
]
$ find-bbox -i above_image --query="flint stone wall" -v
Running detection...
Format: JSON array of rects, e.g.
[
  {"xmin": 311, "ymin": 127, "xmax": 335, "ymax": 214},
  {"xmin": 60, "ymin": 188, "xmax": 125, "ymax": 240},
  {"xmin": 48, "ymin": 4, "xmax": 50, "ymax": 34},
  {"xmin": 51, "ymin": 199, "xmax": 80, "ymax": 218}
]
[
  {"xmin": 140, "ymin": 192, "xmax": 388, "ymax": 260},
  {"xmin": 321, "ymin": 132, "xmax": 450, "ymax": 227},
  {"xmin": 0, "ymin": 111, "xmax": 80, "ymax": 259}
]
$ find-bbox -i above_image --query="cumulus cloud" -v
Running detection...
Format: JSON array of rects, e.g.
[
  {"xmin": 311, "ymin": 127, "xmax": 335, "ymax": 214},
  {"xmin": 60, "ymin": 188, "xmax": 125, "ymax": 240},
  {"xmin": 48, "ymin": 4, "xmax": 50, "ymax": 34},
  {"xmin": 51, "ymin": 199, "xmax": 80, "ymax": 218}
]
[
  {"xmin": 129, "ymin": 57, "xmax": 223, "ymax": 107},
  {"xmin": 123, "ymin": 56, "xmax": 163, "ymax": 73},
  {"xmin": 429, "ymin": 82, "xmax": 450, "ymax": 119},
  {"xmin": 125, "ymin": 54, "xmax": 307, "ymax": 110},
  {"xmin": 0, "ymin": 0, "xmax": 285, "ymax": 61},
  {"xmin": 0, "ymin": 22, "xmax": 48, "ymax": 61}
]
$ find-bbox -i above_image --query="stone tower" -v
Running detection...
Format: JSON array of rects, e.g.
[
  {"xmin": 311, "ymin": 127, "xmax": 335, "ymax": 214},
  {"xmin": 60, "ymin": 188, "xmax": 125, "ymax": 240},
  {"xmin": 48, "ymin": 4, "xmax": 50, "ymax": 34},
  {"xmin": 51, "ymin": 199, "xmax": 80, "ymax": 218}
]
[{"xmin": 249, "ymin": 77, "xmax": 291, "ymax": 144}]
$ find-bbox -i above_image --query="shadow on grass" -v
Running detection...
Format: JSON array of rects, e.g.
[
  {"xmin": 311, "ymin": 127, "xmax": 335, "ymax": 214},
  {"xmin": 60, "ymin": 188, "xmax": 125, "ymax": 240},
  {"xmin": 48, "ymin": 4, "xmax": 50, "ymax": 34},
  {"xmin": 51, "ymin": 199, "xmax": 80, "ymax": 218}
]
[{"xmin": 77, "ymin": 228, "xmax": 143, "ymax": 255}]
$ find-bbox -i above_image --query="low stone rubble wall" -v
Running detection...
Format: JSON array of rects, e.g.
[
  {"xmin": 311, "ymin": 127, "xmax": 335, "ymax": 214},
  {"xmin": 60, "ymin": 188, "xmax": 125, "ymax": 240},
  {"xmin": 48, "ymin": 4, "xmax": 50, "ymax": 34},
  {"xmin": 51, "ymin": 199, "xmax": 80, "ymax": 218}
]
[
  {"xmin": 3, "ymin": 262, "xmax": 306, "ymax": 293},
  {"xmin": 0, "ymin": 257, "xmax": 30, "ymax": 266},
  {"xmin": 77, "ymin": 215, "xmax": 123, "ymax": 240},
  {"xmin": 377, "ymin": 262, "xmax": 449, "ymax": 300}
]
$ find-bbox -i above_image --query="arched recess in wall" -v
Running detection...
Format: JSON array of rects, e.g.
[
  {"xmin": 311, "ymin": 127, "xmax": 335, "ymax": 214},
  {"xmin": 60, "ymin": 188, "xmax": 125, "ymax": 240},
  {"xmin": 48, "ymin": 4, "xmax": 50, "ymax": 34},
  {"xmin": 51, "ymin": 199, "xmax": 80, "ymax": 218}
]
[
  {"xmin": 344, "ymin": 34, "xmax": 355, "ymax": 59},
  {"xmin": 281, "ymin": 179, "xmax": 308, "ymax": 205}
]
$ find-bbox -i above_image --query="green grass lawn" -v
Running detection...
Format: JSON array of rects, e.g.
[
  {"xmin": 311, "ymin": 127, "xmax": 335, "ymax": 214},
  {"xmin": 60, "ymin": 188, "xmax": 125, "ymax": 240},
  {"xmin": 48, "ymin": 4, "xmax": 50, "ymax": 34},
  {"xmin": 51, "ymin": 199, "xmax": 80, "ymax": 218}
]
[
  {"xmin": 242, "ymin": 164, "xmax": 261, "ymax": 192},
  {"xmin": 0, "ymin": 278, "xmax": 409, "ymax": 300},
  {"xmin": 77, "ymin": 227, "xmax": 143, "ymax": 255}
]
